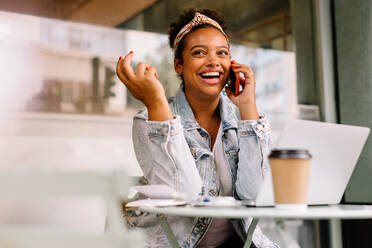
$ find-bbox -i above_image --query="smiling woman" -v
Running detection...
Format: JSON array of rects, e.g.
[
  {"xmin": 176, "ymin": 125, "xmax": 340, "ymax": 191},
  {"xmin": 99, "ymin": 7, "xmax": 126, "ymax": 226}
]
[{"xmin": 116, "ymin": 8, "xmax": 278, "ymax": 248}]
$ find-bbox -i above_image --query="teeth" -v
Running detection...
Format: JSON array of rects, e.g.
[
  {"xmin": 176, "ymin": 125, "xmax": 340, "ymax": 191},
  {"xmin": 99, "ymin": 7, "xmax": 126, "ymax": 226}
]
[{"xmin": 201, "ymin": 72, "xmax": 220, "ymax": 77}]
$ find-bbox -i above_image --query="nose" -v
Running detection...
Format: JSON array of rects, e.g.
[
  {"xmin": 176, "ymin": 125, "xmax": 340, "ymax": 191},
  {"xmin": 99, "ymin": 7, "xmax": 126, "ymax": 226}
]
[{"xmin": 206, "ymin": 53, "xmax": 220, "ymax": 67}]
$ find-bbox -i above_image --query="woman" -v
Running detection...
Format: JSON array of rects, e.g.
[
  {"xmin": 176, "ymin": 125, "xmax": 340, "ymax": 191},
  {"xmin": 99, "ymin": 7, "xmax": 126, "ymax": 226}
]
[{"xmin": 117, "ymin": 8, "xmax": 277, "ymax": 248}]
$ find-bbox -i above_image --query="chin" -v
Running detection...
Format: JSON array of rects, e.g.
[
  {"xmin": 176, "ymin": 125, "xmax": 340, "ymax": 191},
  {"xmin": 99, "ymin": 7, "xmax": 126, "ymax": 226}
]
[
  {"xmin": 199, "ymin": 85, "xmax": 224, "ymax": 98},
  {"xmin": 184, "ymin": 78, "xmax": 224, "ymax": 99}
]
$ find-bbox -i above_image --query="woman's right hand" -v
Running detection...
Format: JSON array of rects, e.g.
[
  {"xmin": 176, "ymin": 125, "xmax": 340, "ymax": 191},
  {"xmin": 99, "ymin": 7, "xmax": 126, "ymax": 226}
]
[
  {"xmin": 116, "ymin": 51, "xmax": 173, "ymax": 121},
  {"xmin": 116, "ymin": 51, "xmax": 166, "ymax": 108}
]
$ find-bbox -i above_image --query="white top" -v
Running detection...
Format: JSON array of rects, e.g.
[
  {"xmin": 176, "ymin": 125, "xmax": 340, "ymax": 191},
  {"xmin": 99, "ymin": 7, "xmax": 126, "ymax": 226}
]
[
  {"xmin": 197, "ymin": 124, "xmax": 234, "ymax": 248},
  {"xmin": 213, "ymin": 124, "xmax": 233, "ymax": 196}
]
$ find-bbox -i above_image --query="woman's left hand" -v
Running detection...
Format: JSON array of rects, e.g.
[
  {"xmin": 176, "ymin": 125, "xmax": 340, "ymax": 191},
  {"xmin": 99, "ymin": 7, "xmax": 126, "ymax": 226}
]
[{"xmin": 225, "ymin": 60, "xmax": 259, "ymax": 120}]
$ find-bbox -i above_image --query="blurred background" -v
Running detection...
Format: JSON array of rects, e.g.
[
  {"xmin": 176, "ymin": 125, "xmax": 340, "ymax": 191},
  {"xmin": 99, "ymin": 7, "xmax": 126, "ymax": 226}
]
[{"xmin": 0, "ymin": 0, "xmax": 371, "ymax": 247}]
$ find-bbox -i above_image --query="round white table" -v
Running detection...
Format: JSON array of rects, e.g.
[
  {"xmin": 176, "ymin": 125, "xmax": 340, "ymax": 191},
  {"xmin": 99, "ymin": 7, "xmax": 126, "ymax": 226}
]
[{"xmin": 139, "ymin": 204, "xmax": 372, "ymax": 248}]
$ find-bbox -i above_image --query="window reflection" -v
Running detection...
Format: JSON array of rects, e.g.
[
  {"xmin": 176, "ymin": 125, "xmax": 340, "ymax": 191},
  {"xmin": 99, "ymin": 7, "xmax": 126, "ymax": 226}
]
[{"xmin": 0, "ymin": 11, "xmax": 296, "ymax": 121}]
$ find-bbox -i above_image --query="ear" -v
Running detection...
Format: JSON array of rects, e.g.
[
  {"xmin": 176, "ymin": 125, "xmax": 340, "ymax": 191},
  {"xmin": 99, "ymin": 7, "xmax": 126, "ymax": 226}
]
[{"xmin": 174, "ymin": 58, "xmax": 183, "ymax": 75}]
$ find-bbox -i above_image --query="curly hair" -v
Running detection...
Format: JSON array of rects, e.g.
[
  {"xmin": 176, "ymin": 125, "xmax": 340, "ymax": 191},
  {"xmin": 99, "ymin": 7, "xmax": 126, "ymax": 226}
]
[{"xmin": 168, "ymin": 8, "xmax": 228, "ymax": 64}]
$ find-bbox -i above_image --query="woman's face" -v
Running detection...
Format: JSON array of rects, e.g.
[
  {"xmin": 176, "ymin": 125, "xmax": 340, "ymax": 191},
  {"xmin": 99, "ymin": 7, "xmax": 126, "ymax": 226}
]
[{"xmin": 175, "ymin": 27, "xmax": 231, "ymax": 99}]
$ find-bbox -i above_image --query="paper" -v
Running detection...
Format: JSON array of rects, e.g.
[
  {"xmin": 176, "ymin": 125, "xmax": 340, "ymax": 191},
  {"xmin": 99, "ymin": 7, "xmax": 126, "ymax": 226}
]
[
  {"xmin": 126, "ymin": 199, "xmax": 186, "ymax": 208},
  {"xmin": 131, "ymin": 184, "xmax": 182, "ymax": 199}
]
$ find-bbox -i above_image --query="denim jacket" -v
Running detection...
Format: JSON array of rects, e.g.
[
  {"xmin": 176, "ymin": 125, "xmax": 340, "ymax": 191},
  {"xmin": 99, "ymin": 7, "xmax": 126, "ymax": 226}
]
[{"xmin": 129, "ymin": 85, "xmax": 278, "ymax": 248}]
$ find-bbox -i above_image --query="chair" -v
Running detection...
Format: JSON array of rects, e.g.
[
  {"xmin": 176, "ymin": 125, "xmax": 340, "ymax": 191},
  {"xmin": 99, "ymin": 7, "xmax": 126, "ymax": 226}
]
[{"xmin": 0, "ymin": 170, "xmax": 145, "ymax": 248}]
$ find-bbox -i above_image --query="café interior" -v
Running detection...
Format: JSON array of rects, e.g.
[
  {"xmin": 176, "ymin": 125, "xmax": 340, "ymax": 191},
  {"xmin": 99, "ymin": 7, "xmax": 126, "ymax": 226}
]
[{"xmin": 0, "ymin": 0, "xmax": 371, "ymax": 247}]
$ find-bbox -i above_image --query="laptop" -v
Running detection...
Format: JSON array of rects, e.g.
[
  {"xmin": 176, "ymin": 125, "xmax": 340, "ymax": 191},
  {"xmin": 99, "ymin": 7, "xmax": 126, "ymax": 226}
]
[{"xmin": 251, "ymin": 119, "xmax": 370, "ymax": 207}]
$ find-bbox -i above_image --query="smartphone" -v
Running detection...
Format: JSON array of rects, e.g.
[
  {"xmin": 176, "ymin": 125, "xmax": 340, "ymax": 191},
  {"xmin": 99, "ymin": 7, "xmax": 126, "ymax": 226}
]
[{"xmin": 228, "ymin": 67, "xmax": 240, "ymax": 96}]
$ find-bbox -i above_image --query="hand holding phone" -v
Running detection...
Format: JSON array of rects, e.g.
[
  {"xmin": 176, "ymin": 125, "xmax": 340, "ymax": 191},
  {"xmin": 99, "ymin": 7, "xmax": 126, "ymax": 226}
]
[
  {"xmin": 226, "ymin": 60, "xmax": 259, "ymax": 120},
  {"xmin": 228, "ymin": 67, "xmax": 240, "ymax": 97}
]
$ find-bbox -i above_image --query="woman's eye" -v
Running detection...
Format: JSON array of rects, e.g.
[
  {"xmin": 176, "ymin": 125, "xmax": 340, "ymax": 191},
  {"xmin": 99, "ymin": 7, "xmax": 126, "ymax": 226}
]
[
  {"xmin": 218, "ymin": 50, "xmax": 229, "ymax": 56},
  {"xmin": 192, "ymin": 50, "xmax": 206, "ymax": 55}
]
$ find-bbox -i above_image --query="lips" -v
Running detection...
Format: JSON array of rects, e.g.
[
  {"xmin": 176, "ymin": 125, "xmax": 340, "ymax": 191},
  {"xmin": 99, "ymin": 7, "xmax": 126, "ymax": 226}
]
[{"xmin": 198, "ymin": 71, "xmax": 223, "ymax": 85}]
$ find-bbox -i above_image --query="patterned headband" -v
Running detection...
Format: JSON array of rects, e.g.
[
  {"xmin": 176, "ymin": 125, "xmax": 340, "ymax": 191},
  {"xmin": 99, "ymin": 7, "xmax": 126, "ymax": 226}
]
[{"xmin": 173, "ymin": 12, "xmax": 228, "ymax": 51}]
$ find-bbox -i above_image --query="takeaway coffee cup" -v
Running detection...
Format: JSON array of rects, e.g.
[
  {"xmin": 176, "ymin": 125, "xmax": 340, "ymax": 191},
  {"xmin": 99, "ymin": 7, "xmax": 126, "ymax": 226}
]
[{"xmin": 269, "ymin": 149, "xmax": 312, "ymax": 210}]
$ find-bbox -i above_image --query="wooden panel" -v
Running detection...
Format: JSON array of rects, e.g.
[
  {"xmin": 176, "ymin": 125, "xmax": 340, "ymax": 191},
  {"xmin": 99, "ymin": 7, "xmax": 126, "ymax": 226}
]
[
  {"xmin": 65, "ymin": 0, "xmax": 158, "ymax": 26},
  {"xmin": 0, "ymin": 0, "xmax": 60, "ymax": 18},
  {"xmin": 0, "ymin": 0, "xmax": 158, "ymax": 27}
]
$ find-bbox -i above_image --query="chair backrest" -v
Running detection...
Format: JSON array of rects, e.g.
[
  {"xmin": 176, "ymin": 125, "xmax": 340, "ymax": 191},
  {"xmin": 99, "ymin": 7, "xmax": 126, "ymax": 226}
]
[
  {"xmin": 0, "ymin": 136, "xmax": 143, "ymax": 176},
  {"xmin": 0, "ymin": 170, "xmax": 145, "ymax": 248}
]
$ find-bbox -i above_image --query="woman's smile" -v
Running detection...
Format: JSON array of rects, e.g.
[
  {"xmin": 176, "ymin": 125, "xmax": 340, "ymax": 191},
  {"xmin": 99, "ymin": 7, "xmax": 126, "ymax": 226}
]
[{"xmin": 198, "ymin": 70, "xmax": 223, "ymax": 85}]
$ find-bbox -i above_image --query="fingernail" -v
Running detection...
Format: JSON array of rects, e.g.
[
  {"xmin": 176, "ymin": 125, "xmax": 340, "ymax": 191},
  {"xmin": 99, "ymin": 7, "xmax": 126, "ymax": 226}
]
[
  {"xmin": 129, "ymin": 51, "xmax": 133, "ymax": 54},
  {"xmin": 155, "ymin": 72, "xmax": 158, "ymax": 79},
  {"xmin": 118, "ymin": 56, "xmax": 122, "ymax": 61}
]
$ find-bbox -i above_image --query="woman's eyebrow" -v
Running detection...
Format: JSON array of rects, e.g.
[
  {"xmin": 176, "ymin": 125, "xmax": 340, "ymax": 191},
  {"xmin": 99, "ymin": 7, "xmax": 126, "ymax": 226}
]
[
  {"xmin": 216, "ymin": 46, "xmax": 229, "ymax": 49},
  {"xmin": 190, "ymin": 45, "xmax": 207, "ymax": 50},
  {"xmin": 190, "ymin": 45, "xmax": 229, "ymax": 50}
]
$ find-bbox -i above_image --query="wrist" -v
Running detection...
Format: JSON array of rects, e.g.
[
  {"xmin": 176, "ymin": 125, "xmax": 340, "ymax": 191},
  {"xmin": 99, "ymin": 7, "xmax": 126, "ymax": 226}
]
[
  {"xmin": 239, "ymin": 104, "xmax": 259, "ymax": 120},
  {"xmin": 145, "ymin": 96, "xmax": 167, "ymax": 109},
  {"xmin": 146, "ymin": 98, "xmax": 173, "ymax": 121}
]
